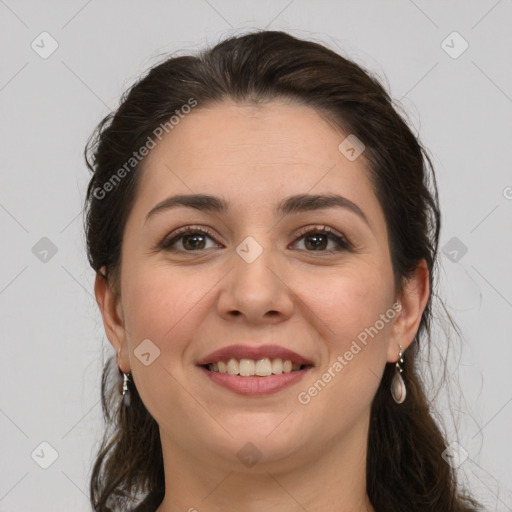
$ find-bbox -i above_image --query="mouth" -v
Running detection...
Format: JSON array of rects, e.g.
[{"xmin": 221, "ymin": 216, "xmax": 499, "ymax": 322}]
[
  {"xmin": 196, "ymin": 344, "xmax": 314, "ymax": 395},
  {"xmin": 201, "ymin": 358, "xmax": 312, "ymax": 376}
]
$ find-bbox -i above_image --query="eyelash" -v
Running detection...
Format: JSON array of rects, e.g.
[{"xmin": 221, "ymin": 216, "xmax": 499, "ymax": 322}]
[{"xmin": 159, "ymin": 224, "xmax": 352, "ymax": 254}]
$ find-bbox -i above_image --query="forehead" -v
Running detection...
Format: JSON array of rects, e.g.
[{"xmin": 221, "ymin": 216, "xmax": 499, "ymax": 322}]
[
  {"xmin": 147, "ymin": 100, "xmax": 352, "ymax": 170},
  {"xmin": 131, "ymin": 100, "xmax": 385, "ymax": 232}
]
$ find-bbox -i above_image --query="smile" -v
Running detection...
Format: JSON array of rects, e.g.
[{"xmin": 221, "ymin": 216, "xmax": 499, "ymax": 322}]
[
  {"xmin": 196, "ymin": 343, "xmax": 314, "ymax": 395},
  {"xmin": 205, "ymin": 357, "xmax": 310, "ymax": 376}
]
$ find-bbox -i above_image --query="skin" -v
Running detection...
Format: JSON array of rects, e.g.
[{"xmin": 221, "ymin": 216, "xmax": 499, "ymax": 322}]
[{"xmin": 95, "ymin": 100, "xmax": 429, "ymax": 512}]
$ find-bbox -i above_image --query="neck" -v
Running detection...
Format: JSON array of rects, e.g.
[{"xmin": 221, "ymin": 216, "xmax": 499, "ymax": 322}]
[{"xmin": 155, "ymin": 421, "xmax": 375, "ymax": 512}]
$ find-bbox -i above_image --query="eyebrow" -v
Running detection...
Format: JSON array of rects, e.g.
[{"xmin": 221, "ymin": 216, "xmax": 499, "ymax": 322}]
[{"xmin": 145, "ymin": 193, "xmax": 370, "ymax": 227}]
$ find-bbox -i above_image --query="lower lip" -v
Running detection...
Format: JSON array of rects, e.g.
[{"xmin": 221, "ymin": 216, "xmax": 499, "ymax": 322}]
[{"xmin": 198, "ymin": 366, "xmax": 311, "ymax": 395}]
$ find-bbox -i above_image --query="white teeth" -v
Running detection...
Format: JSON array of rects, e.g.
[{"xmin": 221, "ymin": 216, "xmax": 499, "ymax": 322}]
[
  {"xmin": 255, "ymin": 358, "xmax": 272, "ymax": 376},
  {"xmin": 271, "ymin": 358, "xmax": 283, "ymax": 374},
  {"xmin": 239, "ymin": 358, "xmax": 255, "ymax": 376},
  {"xmin": 207, "ymin": 357, "xmax": 305, "ymax": 376},
  {"xmin": 226, "ymin": 358, "xmax": 239, "ymax": 375}
]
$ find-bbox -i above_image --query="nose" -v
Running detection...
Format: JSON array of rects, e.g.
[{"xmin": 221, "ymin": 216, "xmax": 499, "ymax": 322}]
[{"xmin": 217, "ymin": 240, "xmax": 294, "ymax": 325}]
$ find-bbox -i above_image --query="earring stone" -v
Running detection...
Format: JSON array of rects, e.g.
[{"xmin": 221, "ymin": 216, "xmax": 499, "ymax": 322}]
[
  {"xmin": 391, "ymin": 346, "xmax": 406, "ymax": 404},
  {"xmin": 122, "ymin": 372, "xmax": 131, "ymax": 407}
]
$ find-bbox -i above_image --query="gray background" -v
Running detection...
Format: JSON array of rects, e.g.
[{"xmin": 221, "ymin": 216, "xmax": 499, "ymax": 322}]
[{"xmin": 1, "ymin": 1, "xmax": 511, "ymax": 510}]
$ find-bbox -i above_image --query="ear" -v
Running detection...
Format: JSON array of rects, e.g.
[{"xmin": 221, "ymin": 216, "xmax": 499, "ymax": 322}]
[
  {"xmin": 387, "ymin": 259, "xmax": 430, "ymax": 363},
  {"xmin": 94, "ymin": 266, "xmax": 130, "ymax": 372}
]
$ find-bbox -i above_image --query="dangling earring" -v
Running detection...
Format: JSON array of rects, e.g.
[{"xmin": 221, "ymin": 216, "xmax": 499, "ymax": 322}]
[
  {"xmin": 117, "ymin": 346, "xmax": 131, "ymax": 407},
  {"xmin": 391, "ymin": 345, "xmax": 406, "ymax": 404},
  {"xmin": 122, "ymin": 372, "xmax": 131, "ymax": 407}
]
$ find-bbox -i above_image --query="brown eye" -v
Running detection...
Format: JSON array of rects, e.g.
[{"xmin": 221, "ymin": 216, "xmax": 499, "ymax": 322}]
[
  {"xmin": 160, "ymin": 228, "xmax": 221, "ymax": 252},
  {"xmin": 181, "ymin": 233, "xmax": 208, "ymax": 250},
  {"xmin": 303, "ymin": 233, "xmax": 329, "ymax": 251},
  {"xmin": 292, "ymin": 226, "xmax": 351, "ymax": 253}
]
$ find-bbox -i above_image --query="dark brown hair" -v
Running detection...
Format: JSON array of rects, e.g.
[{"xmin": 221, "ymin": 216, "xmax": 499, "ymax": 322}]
[{"xmin": 84, "ymin": 30, "xmax": 481, "ymax": 511}]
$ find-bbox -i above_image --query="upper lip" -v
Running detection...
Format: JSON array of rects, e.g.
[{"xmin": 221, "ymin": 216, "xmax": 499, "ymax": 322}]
[{"xmin": 196, "ymin": 344, "xmax": 314, "ymax": 366}]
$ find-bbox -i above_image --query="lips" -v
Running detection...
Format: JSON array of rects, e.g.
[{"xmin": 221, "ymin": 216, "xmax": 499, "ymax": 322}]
[
  {"xmin": 196, "ymin": 344, "xmax": 314, "ymax": 395},
  {"xmin": 196, "ymin": 344, "xmax": 314, "ymax": 367}
]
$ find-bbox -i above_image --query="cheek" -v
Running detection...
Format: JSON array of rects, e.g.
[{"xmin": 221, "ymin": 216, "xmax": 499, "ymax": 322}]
[
  {"xmin": 319, "ymin": 269, "xmax": 394, "ymax": 390},
  {"xmin": 296, "ymin": 270, "xmax": 395, "ymax": 431},
  {"xmin": 303, "ymin": 261, "xmax": 395, "ymax": 347},
  {"xmin": 121, "ymin": 262, "xmax": 210, "ymax": 343},
  {"xmin": 119, "ymin": 261, "xmax": 229, "ymax": 380},
  {"xmin": 294, "ymin": 261, "xmax": 395, "ymax": 413},
  {"xmin": 119, "ymin": 266, "xmax": 212, "ymax": 427}
]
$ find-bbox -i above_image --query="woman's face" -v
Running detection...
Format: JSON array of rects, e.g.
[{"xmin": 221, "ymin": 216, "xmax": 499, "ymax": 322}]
[{"xmin": 105, "ymin": 100, "xmax": 416, "ymax": 472}]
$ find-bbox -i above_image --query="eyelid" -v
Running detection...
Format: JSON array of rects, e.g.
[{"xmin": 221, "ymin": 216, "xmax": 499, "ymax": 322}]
[
  {"xmin": 158, "ymin": 224, "xmax": 353, "ymax": 253},
  {"xmin": 292, "ymin": 224, "xmax": 352, "ymax": 251},
  {"xmin": 158, "ymin": 225, "xmax": 221, "ymax": 250},
  {"xmin": 294, "ymin": 224, "xmax": 347, "ymax": 241}
]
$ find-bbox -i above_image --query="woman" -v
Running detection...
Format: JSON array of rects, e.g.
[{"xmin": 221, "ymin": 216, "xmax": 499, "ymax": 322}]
[{"xmin": 84, "ymin": 30, "xmax": 481, "ymax": 511}]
